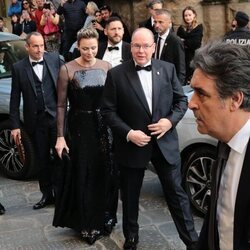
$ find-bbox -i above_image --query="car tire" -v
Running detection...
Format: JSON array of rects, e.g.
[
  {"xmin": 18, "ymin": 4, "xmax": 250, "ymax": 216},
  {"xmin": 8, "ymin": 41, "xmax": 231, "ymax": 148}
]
[
  {"xmin": 182, "ymin": 145, "xmax": 216, "ymax": 216},
  {"xmin": 0, "ymin": 120, "xmax": 37, "ymax": 180}
]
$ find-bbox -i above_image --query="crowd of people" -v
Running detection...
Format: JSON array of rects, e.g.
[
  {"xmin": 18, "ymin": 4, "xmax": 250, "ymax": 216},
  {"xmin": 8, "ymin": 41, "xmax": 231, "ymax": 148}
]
[{"xmin": 1, "ymin": 0, "xmax": 250, "ymax": 250}]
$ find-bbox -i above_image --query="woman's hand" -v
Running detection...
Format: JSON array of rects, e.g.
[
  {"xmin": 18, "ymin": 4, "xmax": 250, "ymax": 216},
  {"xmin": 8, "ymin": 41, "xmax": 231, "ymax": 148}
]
[{"xmin": 55, "ymin": 136, "xmax": 69, "ymax": 159}]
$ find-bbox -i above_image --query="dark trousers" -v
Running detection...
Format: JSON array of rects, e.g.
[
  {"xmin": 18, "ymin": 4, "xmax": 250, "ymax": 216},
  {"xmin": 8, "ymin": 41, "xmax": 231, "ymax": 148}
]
[
  {"xmin": 119, "ymin": 144, "xmax": 198, "ymax": 246},
  {"xmin": 61, "ymin": 30, "xmax": 77, "ymax": 62},
  {"xmin": 32, "ymin": 112, "xmax": 57, "ymax": 195}
]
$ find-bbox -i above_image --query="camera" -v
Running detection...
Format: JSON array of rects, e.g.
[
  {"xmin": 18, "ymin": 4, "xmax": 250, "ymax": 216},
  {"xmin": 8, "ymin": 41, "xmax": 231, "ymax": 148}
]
[
  {"xmin": 43, "ymin": 3, "xmax": 51, "ymax": 10},
  {"xmin": 91, "ymin": 19, "xmax": 97, "ymax": 24}
]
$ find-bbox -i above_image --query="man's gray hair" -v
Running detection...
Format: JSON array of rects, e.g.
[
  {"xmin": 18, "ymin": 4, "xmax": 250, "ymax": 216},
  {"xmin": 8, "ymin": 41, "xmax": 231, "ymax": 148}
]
[
  {"xmin": 146, "ymin": 0, "xmax": 163, "ymax": 9},
  {"xmin": 192, "ymin": 41, "xmax": 250, "ymax": 111},
  {"xmin": 154, "ymin": 9, "xmax": 172, "ymax": 19}
]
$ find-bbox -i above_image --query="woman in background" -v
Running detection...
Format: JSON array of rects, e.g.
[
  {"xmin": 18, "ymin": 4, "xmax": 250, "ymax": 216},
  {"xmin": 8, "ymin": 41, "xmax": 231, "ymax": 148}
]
[
  {"xmin": 177, "ymin": 6, "xmax": 203, "ymax": 84},
  {"xmin": 53, "ymin": 28, "xmax": 112, "ymax": 245},
  {"xmin": 11, "ymin": 14, "xmax": 21, "ymax": 35},
  {"xmin": 83, "ymin": 1, "xmax": 99, "ymax": 28},
  {"xmin": 40, "ymin": 2, "xmax": 60, "ymax": 52}
]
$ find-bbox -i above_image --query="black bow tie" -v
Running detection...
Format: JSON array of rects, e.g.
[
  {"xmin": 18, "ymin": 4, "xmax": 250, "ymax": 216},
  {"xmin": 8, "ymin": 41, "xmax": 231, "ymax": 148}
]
[
  {"xmin": 108, "ymin": 46, "xmax": 119, "ymax": 51},
  {"xmin": 135, "ymin": 65, "xmax": 152, "ymax": 71},
  {"xmin": 31, "ymin": 61, "xmax": 44, "ymax": 67}
]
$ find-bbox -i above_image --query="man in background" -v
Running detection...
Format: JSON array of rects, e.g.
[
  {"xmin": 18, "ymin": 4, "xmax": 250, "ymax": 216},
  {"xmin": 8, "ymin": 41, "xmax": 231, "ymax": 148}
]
[
  {"xmin": 139, "ymin": 0, "xmax": 163, "ymax": 34},
  {"xmin": 153, "ymin": 9, "xmax": 186, "ymax": 85},
  {"xmin": 57, "ymin": 0, "xmax": 87, "ymax": 61},
  {"xmin": 224, "ymin": 11, "xmax": 250, "ymax": 45}
]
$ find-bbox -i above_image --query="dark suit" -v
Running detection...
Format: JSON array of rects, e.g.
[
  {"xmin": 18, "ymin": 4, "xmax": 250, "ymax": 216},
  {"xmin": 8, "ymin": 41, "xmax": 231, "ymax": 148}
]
[
  {"xmin": 139, "ymin": 17, "xmax": 156, "ymax": 34},
  {"xmin": 101, "ymin": 59, "xmax": 198, "ymax": 246},
  {"xmin": 197, "ymin": 140, "xmax": 250, "ymax": 250},
  {"xmin": 10, "ymin": 52, "xmax": 63, "ymax": 195},
  {"xmin": 156, "ymin": 33, "xmax": 186, "ymax": 85},
  {"xmin": 96, "ymin": 41, "xmax": 132, "ymax": 63},
  {"xmin": 97, "ymin": 40, "xmax": 132, "ymax": 231}
]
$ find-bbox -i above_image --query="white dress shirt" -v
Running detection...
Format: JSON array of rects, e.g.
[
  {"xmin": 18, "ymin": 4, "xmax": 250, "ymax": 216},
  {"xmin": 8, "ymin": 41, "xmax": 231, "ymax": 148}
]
[
  {"xmin": 126, "ymin": 61, "xmax": 153, "ymax": 141},
  {"xmin": 155, "ymin": 29, "xmax": 170, "ymax": 59},
  {"xmin": 135, "ymin": 61, "xmax": 152, "ymax": 114},
  {"xmin": 217, "ymin": 119, "xmax": 250, "ymax": 250},
  {"xmin": 29, "ymin": 57, "xmax": 44, "ymax": 81},
  {"xmin": 102, "ymin": 41, "xmax": 123, "ymax": 68}
]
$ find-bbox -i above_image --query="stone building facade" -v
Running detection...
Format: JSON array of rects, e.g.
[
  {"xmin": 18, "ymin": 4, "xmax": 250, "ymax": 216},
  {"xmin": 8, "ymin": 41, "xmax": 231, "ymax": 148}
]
[
  {"xmin": 1, "ymin": 0, "xmax": 249, "ymax": 42},
  {"xmin": 106, "ymin": 0, "xmax": 250, "ymax": 43}
]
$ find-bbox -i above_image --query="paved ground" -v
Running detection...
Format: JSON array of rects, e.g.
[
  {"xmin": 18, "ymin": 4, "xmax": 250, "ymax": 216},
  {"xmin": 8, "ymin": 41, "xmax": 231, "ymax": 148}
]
[{"xmin": 0, "ymin": 170, "xmax": 203, "ymax": 250}]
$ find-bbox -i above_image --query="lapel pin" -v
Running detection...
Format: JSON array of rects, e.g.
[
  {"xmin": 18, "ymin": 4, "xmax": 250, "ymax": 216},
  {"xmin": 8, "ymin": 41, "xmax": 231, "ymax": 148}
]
[{"xmin": 157, "ymin": 71, "xmax": 160, "ymax": 75}]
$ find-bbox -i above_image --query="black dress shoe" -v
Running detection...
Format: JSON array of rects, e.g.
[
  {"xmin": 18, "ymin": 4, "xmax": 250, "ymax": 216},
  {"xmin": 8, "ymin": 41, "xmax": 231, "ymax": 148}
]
[
  {"xmin": 104, "ymin": 217, "xmax": 117, "ymax": 235},
  {"xmin": 0, "ymin": 202, "xmax": 5, "ymax": 215},
  {"xmin": 124, "ymin": 237, "xmax": 138, "ymax": 250},
  {"xmin": 85, "ymin": 230, "xmax": 103, "ymax": 245},
  {"xmin": 33, "ymin": 194, "xmax": 54, "ymax": 210}
]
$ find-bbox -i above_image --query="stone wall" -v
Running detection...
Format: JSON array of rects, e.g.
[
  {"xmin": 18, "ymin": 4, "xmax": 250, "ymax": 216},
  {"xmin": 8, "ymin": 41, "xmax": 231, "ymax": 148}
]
[{"xmin": 106, "ymin": 0, "xmax": 250, "ymax": 43}]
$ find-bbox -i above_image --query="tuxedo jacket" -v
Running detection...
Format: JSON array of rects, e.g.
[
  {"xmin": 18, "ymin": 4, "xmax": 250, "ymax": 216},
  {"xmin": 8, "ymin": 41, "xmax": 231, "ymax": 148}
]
[
  {"xmin": 197, "ymin": 140, "xmax": 250, "ymax": 250},
  {"xmin": 9, "ymin": 52, "xmax": 63, "ymax": 134},
  {"xmin": 101, "ymin": 59, "xmax": 187, "ymax": 168},
  {"xmin": 96, "ymin": 41, "xmax": 132, "ymax": 63},
  {"xmin": 156, "ymin": 33, "xmax": 186, "ymax": 85}
]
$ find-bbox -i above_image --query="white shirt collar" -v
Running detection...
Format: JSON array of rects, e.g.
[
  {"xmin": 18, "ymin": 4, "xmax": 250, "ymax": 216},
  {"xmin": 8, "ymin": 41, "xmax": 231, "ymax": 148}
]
[
  {"xmin": 228, "ymin": 119, "xmax": 250, "ymax": 154},
  {"xmin": 159, "ymin": 29, "xmax": 170, "ymax": 40}
]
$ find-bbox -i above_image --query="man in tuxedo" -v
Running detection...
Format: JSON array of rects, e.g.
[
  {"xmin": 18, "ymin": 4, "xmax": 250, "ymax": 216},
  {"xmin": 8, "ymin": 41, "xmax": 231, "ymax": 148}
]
[
  {"xmin": 101, "ymin": 27, "xmax": 198, "ymax": 250},
  {"xmin": 139, "ymin": 0, "xmax": 163, "ymax": 34},
  {"xmin": 188, "ymin": 41, "xmax": 250, "ymax": 250},
  {"xmin": 96, "ymin": 16, "xmax": 132, "ymax": 235},
  {"xmin": 10, "ymin": 32, "xmax": 63, "ymax": 210},
  {"xmin": 97, "ymin": 16, "xmax": 132, "ymax": 67},
  {"xmin": 154, "ymin": 9, "xmax": 186, "ymax": 85}
]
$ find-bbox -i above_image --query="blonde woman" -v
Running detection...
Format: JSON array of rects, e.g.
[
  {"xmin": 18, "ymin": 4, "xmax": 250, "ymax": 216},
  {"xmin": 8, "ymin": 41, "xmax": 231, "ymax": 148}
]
[{"xmin": 83, "ymin": 1, "xmax": 99, "ymax": 28}]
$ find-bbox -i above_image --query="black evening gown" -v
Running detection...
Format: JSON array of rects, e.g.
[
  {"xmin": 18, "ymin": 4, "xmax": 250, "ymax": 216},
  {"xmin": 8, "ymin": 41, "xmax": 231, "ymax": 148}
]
[{"xmin": 53, "ymin": 60, "xmax": 113, "ymax": 234}]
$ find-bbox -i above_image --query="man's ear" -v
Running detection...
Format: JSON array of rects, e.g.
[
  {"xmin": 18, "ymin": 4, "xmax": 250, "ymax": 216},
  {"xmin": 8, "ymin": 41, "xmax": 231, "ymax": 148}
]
[
  {"xmin": 104, "ymin": 28, "xmax": 107, "ymax": 36},
  {"xmin": 230, "ymin": 91, "xmax": 244, "ymax": 111}
]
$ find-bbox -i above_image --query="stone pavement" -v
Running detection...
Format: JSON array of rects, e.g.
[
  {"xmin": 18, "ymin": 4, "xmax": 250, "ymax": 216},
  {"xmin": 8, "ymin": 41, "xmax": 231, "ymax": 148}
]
[{"xmin": 0, "ymin": 170, "xmax": 203, "ymax": 250}]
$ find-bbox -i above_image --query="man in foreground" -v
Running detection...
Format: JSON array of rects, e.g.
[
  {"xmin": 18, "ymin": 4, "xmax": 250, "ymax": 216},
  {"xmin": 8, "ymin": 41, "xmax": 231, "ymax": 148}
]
[
  {"xmin": 101, "ymin": 27, "xmax": 198, "ymax": 250},
  {"xmin": 10, "ymin": 32, "xmax": 63, "ymax": 210},
  {"xmin": 189, "ymin": 41, "xmax": 250, "ymax": 250}
]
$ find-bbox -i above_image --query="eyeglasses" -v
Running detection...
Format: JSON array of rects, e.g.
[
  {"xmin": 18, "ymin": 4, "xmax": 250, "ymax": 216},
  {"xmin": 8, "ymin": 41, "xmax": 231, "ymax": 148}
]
[{"xmin": 131, "ymin": 43, "xmax": 154, "ymax": 50}]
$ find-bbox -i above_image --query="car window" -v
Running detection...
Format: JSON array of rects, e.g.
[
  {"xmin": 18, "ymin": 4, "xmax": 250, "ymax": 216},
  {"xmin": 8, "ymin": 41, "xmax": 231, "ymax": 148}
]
[{"xmin": 0, "ymin": 40, "xmax": 27, "ymax": 79}]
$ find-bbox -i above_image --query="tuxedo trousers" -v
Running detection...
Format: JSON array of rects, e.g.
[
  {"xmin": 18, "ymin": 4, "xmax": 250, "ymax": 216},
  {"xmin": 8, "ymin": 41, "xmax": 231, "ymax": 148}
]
[
  {"xmin": 31, "ymin": 111, "xmax": 57, "ymax": 195},
  {"xmin": 119, "ymin": 143, "xmax": 198, "ymax": 245}
]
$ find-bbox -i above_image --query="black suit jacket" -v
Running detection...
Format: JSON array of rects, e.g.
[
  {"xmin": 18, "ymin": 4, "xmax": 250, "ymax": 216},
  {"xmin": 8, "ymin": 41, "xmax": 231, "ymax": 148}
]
[
  {"xmin": 101, "ymin": 59, "xmax": 187, "ymax": 168},
  {"xmin": 96, "ymin": 41, "xmax": 132, "ymax": 63},
  {"xmin": 197, "ymin": 140, "xmax": 250, "ymax": 250},
  {"xmin": 139, "ymin": 17, "xmax": 156, "ymax": 34},
  {"xmin": 156, "ymin": 33, "xmax": 186, "ymax": 85},
  {"xmin": 9, "ymin": 52, "xmax": 63, "ymax": 134}
]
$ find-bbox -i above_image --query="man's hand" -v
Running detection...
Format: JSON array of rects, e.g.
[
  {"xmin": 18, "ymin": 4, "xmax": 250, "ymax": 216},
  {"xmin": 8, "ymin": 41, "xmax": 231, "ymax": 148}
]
[
  {"xmin": 128, "ymin": 130, "xmax": 151, "ymax": 147},
  {"xmin": 11, "ymin": 129, "xmax": 21, "ymax": 145},
  {"xmin": 148, "ymin": 118, "xmax": 172, "ymax": 139}
]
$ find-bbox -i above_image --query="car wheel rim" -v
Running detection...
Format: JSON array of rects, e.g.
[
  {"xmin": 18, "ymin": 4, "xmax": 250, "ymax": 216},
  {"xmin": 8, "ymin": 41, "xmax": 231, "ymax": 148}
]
[
  {"xmin": 185, "ymin": 156, "xmax": 215, "ymax": 214},
  {"xmin": 0, "ymin": 129, "xmax": 24, "ymax": 174}
]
